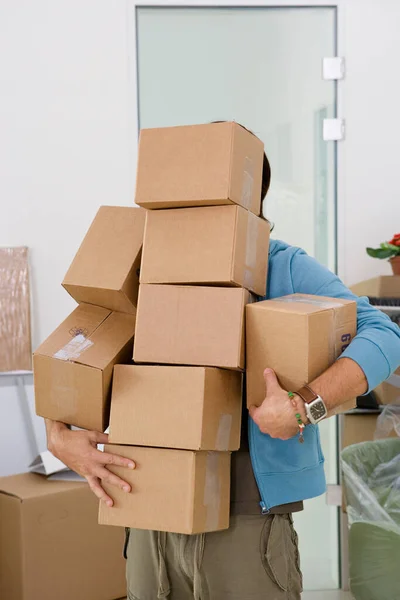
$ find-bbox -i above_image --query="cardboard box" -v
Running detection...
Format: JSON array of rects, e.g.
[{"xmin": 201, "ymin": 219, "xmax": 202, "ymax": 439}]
[
  {"xmin": 63, "ymin": 206, "xmax": 146, "ymax": 314},
  {"xmin": 133, "ymin": 284, "xmax": 250, "ymax": 370},
  {"xmin": 350, "ymin": 276, "xmax": 400, "ymax": 298},
  {"xmin": 246, "ymin": 294, "xmax": 357, "ymax": 407},
  {"xmin": 109, "ymin": 365, "xmax": 243, "ymax": 450},
  {"xmin": 341, "ymin": 413, "xmax": 398, "ymax": 449},
  {"xmin": 34, "ymin": 303, "xmax": 136, "ymax": 430},
  {"xmin": 0, "ymin": 473, "xmax": 126, "ymax": 600},
  {"xmin": 135, "ymin": 122, "xmax": 264, "ymax": 215},
  {"xmin": 0, "ymin": 247, "xmax": 32, "ymax": 372},
  {"xmin": 98, "ymin": 445, "xmax": 231, "ymax": 534},
  {"xmin": 140, "ymin": 205, "xmax": 270, "ymax": 296},
  {"xmin": 374, "ymin": 367, "xmax": 400, "ymax": 405}
]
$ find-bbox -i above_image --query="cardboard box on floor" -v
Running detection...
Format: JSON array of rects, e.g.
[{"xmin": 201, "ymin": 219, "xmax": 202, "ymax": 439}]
[
  {"xmin": 140, "ymin": 205, "xmax": 270, "ymax": 296},
  {"xmin": 350, "ymin": 276, "xmax": 400, "ymax": 298},
  {"xmin": 246, "ymin": 294, "xmax": 357, "ymax": 408},
  {"xmin": 135, "ymin": 122, "xmax": 264, "ymax": 215},
  {"xmin": 63, "ymin": 206, "xmax": 146, "ymax": 314},
  {"xmin": 34, "ymin": 303, "xmax": 136, "ymax": 430},
  {"xmin": 0, "ymin": 473, "xmax": 126, "ymax": 600},
  {"xmin": 374, "ymin": 367, "xmax": 400, "ymax": 405},
  {"xmin": 109, "ymin": 365, "xmax": 243, "ymax": 450},
  {"xmin": 133, "ymin": 284, "xmax": 250, "ymax": 370},
  {"xmin": 99, "ymin": 445, "xmax": 231, "ymax": 534}
]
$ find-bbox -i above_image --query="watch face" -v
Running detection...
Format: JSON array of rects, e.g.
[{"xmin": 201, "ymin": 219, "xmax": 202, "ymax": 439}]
[{"xmin": 309, "ymin": 400, "xmax": 327, "ymax": 421}]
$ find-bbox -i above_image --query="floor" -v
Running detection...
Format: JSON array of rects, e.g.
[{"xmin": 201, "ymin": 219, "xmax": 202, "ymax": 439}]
[
  {"xmin": 121, "ymin": 592, "xmax": 353, "ymax": 599},
  {"xmin": 302, "ymin": 593, "xmax": 353, "ymax": 599}
]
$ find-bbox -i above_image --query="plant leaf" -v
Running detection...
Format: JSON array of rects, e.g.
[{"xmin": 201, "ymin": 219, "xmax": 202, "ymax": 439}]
[{"xmin": 366, "ymin": 247, "xmax": 394, "ymax": 259}]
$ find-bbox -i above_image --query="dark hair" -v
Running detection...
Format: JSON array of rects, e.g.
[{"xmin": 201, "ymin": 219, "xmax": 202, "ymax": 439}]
[{"xmin": 212, "ymin": 121, "xmax": 271, "ymax": 203}]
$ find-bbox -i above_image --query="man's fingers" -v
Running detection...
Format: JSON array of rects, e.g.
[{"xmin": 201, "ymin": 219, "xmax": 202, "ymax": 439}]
[
  {"xmin": 86, "ymin": 475, "xmax": 114, "ymax": 507},
  {"xmin": 100, "ymin": 451, "xmax": 136, "ymax": 470},
  {"xmin": 96, "ymin": 467, "xmax": 132, "ymax": 493},
  {"xmin": 263, "ymin": 368, "xmax": 280, "ymax": 394},
  {"xmin": 89, "ymin": 431, "xmax": 109, "ymax": 445}
]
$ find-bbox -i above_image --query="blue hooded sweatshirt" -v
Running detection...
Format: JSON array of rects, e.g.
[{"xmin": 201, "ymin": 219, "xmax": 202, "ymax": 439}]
[{"xmin": 249, "ymin": 239, "xmax": 400, "ymax": 513}]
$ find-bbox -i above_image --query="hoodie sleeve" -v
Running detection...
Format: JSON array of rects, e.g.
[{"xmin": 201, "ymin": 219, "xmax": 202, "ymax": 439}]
[{"xmin": 289, "ymin": 248, "xmax": 400, "ymax": 392}]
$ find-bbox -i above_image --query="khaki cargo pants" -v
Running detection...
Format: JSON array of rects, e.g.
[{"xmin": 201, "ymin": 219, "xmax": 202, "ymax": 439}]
[{"xmin": 125, "ymin": 514, "xmax": 303, "ymax": 600}]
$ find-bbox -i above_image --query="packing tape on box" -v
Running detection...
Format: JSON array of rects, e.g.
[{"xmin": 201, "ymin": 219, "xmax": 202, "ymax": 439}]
[
  {"xmin": 387, "ymin": 373, "xmax": 400, "ymax": 389},
  {"xmin": 274, "ymin": 294, "xmax": 346, "ymax": 310},
  {"xmin": 243, "ymin": 214, "xmax": 259, "ymax": 292},
  {"xmin": 241, "ymin": 156, "xmax": 254, "ymax": 210},
  {"xmin": 53, "ymin": 334, "xmax": 94, "ymax": 361},
  {"xmin": 204, "ymin": 452, "xmax": 221, "ymax": 531},
  {"xmin": 215, "ymin": 414, "xmax": 233, "ymax": 451}
]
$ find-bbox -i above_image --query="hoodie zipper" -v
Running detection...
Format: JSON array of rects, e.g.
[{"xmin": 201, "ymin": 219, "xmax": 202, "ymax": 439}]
[{"xmin": 248, "ymin": 417, "xmax": 271, "ymax": 515}]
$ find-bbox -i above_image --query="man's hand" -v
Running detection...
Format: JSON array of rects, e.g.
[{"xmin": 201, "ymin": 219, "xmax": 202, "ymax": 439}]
[
  {"xmin": 248, "ymin": 369, "xmax": 308, "ymax": 440},
  {"xmin": 46, "ymin": 419, "xmax": 135, "ymax": 507}
]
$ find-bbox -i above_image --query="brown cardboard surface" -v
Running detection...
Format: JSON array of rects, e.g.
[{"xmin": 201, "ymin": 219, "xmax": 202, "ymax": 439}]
[
  {"xmin": 109, "ymin": 365, "xmax": 242, "ymax": 450},
  {"xmin": 341, "ymin": 413, "xmax": 398, "ymax": 449},
  {"xmin": 350, "ymin": 276, "xmax": 400, "ymax": 298},
  {"xmin": 34, "ymin": 303, "xmax": 136, "ymax": 430},
  {"xmin": 246, "ymin": 294, "xmax": 357, "ymax": 407},
  {"xmin": 135, "ymin": 122, "xmax": 264, "ymax": 215},
  {"xmin": 98, "ymin": 445, "xmax": 231, "ymax": 534},
  {"xmin": 140, "ymin": 205, "xmax": 270, "ymax": 296},
  {"xmin": 0, "ymin": 247, "xmax": 32, "ymax": 371},
  {"xmin": 374, "ymin": 367, "xmax": 400, "ymax": 404},
  {"xmin": 63, "ymin": 206, "xmax": 146, "ymax": 314},
  {"xmin": 133, "ymin": 285, "xmax": 250, "ymax": 370},
  {"xmin": 0, "ymin": 473, "xmax": 125, "ymax": 600}
]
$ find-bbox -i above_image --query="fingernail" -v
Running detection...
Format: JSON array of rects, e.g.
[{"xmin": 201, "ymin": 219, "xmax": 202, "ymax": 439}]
[
  {"xmin": 128, "ymin": 462, "xmax": 135, "ymax": 469},
  {"xmin": 264, "ymin": 368, "xmax": 272, "ymax": 374},
  {"xmin": 123, "ymin": 485, "xmax": 130, "ymax": 493},
  {"xmin": 106, "ymin": 500, "xmax": 113, "ymax": 507}
]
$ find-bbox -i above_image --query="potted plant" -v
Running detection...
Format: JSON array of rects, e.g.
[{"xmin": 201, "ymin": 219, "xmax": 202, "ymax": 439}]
[{"xmin": 366, "ymin": 233, "xmax": 400, "ymax": 275}]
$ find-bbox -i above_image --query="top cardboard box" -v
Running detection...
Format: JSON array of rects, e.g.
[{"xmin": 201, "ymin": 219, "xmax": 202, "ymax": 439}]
[
  {"xmin": 0, "ymin": 473, "xmax": 126, "ymax": 600},
  {"xmin": 140, "ymin": 205, "xmax": 270, "ymax": 296},
  {"xmin": 135, "ymin": 122, "xmax": 264, "ymax": 215},
  {"xmin": 350, "ymin": 276, "xmax": 400, "ymax": 298},
  {"xmin": 246, "ymin": 294, "xmax": 357, "ymax": 407},
  {"xmin": 63, "ymin": 206, "xmax": 146, "ymax": 314}
]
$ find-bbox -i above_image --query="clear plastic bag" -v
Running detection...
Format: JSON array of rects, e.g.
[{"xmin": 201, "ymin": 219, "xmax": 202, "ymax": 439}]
[{"xmin": 341, "ymin": 409, "xmax": 400, "ymax": 599}]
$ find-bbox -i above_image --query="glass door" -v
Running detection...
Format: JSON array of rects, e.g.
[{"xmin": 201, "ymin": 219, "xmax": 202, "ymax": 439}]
[{"xmin": 136, "ymin": 6, "xmax": 338, "ymax": 590}]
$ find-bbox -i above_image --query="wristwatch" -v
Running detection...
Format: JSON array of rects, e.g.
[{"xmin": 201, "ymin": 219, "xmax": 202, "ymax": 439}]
[{"xmin": 296, "ymin": 385, "xmax": 328, "ymax": 425}]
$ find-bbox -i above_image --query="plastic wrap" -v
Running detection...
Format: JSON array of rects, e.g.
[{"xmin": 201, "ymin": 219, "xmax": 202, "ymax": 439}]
[
  {"xmin": 341, "ymin": 411, "xmax": 400, "ymax": 599},
  {"xmin": 0, "ymin": 247, "xmax": 32, "ymax": 372}
]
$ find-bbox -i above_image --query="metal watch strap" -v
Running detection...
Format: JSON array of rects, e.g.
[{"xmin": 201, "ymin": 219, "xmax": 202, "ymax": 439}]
[{"xmin": 296, "ymin": 385, "xmax": 318, "ymax": 404}]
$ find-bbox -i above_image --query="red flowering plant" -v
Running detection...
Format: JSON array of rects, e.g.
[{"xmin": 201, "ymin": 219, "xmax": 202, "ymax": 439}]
[{"xmin": 367, "ymin": 233, "xmax": 400, "ymax": 259}]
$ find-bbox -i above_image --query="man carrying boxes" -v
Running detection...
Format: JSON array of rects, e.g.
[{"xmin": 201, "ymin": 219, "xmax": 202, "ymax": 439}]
[{"xmin": 40, "ymin": 122, "xmax": 400, "ymax": 600}]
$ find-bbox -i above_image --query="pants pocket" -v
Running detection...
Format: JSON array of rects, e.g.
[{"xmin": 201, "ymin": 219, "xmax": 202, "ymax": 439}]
[{"xmin": 261, "ymin": 514, "xmax": 303, "ymax": 594}]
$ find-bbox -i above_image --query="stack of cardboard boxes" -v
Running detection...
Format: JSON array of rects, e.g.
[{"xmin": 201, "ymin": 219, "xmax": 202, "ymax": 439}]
[{"xmin": 98, "ymin": 122, "xmax": 270, "ymax": 533}]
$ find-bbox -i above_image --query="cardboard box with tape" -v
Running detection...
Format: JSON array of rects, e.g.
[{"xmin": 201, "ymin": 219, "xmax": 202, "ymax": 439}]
[
  {"xmin": 140, "ymin": 205, "xmax": 270, "ymax": 296},
  {"xmin": 0, "ymin": 473, "xmax": 126, "ymax": 600},
  {"xmin": 135, "ymin": 122, "xmax": 264, "ymax": 215},
  {"xmin": 109, "ymin": 365, "xmax": 242, "ymax": 450},
  {"xmin": 133, "ymin": 284, "xmax": 250, "ymax": 370},
  {"xmin": 63, "ymin": 206, "xmax": 146, "ymax": 314},
  {"xmin": 98, "ymin": 445, "xmax": 231, "ymax": 534},
  {"xmin": 34, "ymin": 303, "xmax": 136, "ymax": 430},
  {"xmin": 246, "ymin": 294, "xmax": 357, "ymax": 408}
]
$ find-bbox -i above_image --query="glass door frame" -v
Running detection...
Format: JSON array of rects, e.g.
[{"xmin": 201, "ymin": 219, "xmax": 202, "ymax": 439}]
[{"xmin": 128, "ymin": 0, "xmax": 349, "ymax": 589}]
